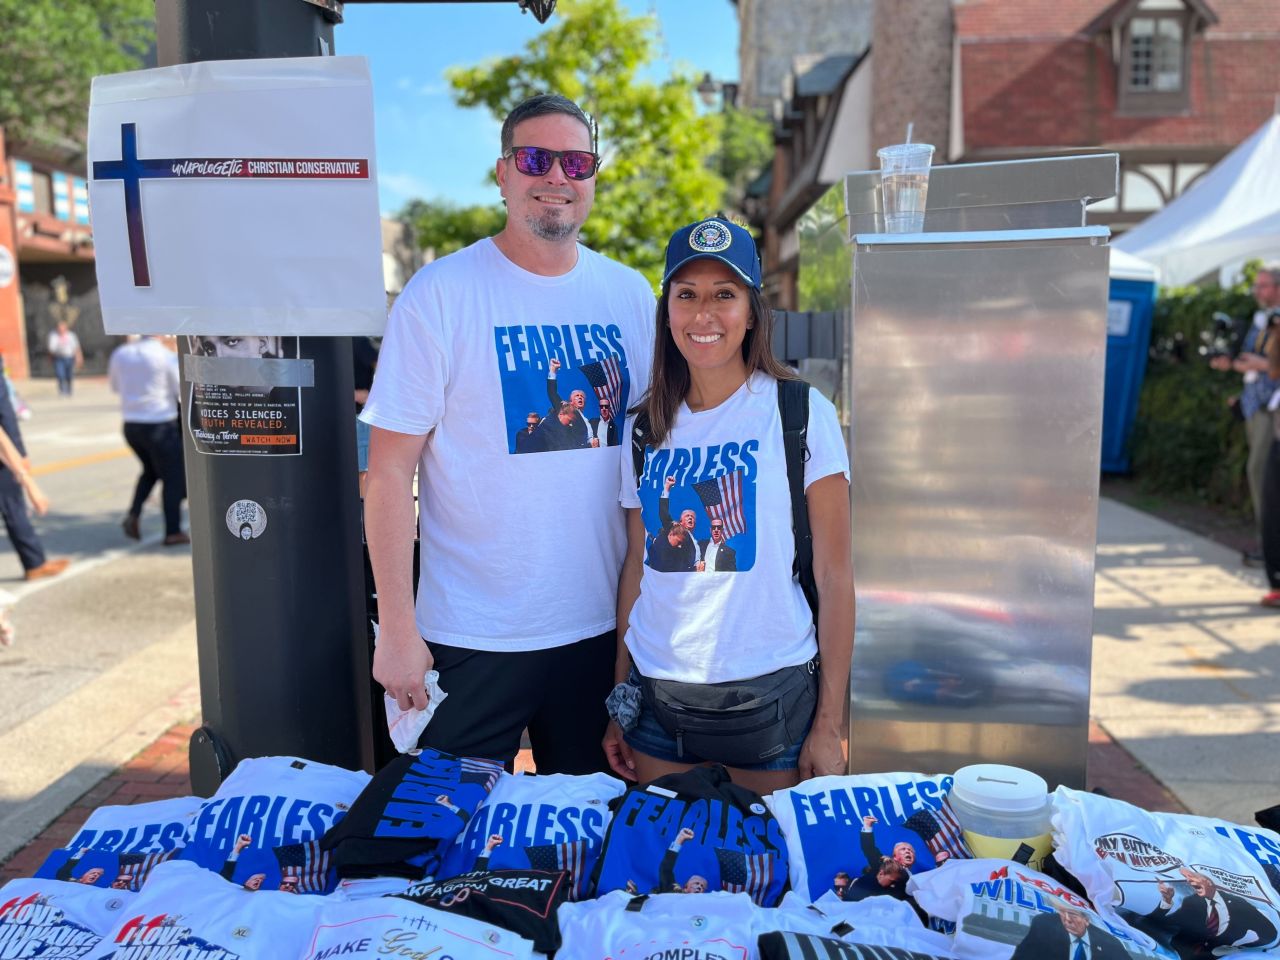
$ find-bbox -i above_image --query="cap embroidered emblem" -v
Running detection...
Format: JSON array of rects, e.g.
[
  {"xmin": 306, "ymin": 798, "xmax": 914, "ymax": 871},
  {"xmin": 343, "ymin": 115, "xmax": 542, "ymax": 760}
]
[{"xmin": 689, "ymin": 220, "xmax": 731, "ymax": 253}]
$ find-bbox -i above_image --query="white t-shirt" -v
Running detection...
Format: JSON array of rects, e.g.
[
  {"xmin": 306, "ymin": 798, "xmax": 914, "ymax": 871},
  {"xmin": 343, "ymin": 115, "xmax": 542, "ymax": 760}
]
[
  {"xmin": 84, "ymin": 860, "xmax": 323, "ymax": 960},
  {"xmin": 302, "ymin": 897, "xmax": 534, "ymax": 960},
  {"xmin": 557, "ymin": 889, "xmax": 761, "ymax": 960},
  {"xmin": 0, "ymin": 877, "xmax": 129, "ymax": 957},
  {"xmin": 620, "ymin": 372, "xmax": 848, "ymax": 683},
  {"xmin": 361, "ymin": 238, "xmax": 655, "ymax": 651},
  {"xmin": 108, "ymin": 339, "xmax": 180, "ymax": 423}
]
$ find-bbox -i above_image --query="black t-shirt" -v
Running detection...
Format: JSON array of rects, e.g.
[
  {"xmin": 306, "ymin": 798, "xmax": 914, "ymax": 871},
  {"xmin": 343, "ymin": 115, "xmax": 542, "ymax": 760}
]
[
  {"xmin": 396, "ymin": 868, "xmax": 570, "ymax": 953},
  {"xmin": 321, "ymin": 750, "xmax": 503, "ymax": 879}
]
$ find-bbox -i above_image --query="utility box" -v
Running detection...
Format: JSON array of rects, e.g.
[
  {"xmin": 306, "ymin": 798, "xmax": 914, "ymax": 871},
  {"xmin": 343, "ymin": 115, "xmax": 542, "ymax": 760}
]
[{"xmin": 843, "ymin": 155, "xmax": 1117, "ymax": 790}]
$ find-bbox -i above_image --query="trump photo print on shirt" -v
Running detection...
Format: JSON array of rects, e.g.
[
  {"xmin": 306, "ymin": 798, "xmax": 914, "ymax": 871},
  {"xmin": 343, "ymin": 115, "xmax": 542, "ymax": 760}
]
[
  {"xmin": 637, "ymin": 440, "xmax": 757, "ymax": 574},
  {"xmin": 495, "ymin": 321, "xmax": 632, "ymax": 455}
]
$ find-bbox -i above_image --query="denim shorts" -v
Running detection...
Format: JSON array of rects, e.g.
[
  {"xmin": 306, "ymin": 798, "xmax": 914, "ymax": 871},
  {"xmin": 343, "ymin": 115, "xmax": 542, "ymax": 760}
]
[
  {"xmin": 622, "ymin": 669, "xmax": 813, "ymax": 772},
  {"xmin": 355, "ymin": 416, "xmax": 371, "ymax": 472}
]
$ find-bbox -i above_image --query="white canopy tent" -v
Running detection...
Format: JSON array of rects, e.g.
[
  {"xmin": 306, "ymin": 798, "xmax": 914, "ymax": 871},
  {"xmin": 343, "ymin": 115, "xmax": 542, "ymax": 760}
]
[{"xmin": 1114, "ymin": 113, "xmax": 1280, "ymax": 286}]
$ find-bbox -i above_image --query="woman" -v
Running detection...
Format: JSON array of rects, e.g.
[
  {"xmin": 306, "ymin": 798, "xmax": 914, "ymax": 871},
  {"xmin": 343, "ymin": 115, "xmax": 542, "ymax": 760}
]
[
  {"xmin": 602, "ymin": 217, "xmax": 854, "ymax": 794},
  {"xmin": 1260, "ymin": 308, "xmax": 1280, "ymax": 608}
]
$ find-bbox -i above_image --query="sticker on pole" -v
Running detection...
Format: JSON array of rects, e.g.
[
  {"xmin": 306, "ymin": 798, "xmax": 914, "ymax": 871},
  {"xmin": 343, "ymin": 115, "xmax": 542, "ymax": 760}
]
[
  {"xmin": 186, "ymin": 336, "xmax": 306, "ymax": 456},
  {"xmin": 87, "ymin": 55, "xmax": 386, "ymax": 335},
  {"xmin": 226, "ymin": 500, "xmax": 267, "ymax": 540}
]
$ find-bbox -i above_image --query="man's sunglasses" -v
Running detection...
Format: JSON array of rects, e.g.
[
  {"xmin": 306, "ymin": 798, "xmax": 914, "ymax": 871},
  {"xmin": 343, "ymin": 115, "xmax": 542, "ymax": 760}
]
[{"xmin": 505, "ymin": 146, "xmax": 600, "ymax": 181}]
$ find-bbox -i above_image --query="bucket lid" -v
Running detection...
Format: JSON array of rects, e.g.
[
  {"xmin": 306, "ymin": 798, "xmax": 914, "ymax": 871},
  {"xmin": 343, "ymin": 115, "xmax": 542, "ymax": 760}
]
[{"xmin": 951, "ymin": 764, "xmax": 1048, "ymax": 814}]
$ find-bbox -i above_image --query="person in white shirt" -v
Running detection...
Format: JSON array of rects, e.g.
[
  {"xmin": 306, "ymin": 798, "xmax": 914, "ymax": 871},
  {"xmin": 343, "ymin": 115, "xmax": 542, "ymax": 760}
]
[
  {"xmin": 108, "ymin": 335, "xmax": 187, "ymax": 545},
  {"xmin": 46, "ymin": 320, "xmax": 82, "ymax": 396},
  {"xmin": 603, "ymin": 217, "xmax": 854, "ymax": 795},
  {"xmin": 361, "ymin": 94, "xmax": 654, "ymax": 773}
]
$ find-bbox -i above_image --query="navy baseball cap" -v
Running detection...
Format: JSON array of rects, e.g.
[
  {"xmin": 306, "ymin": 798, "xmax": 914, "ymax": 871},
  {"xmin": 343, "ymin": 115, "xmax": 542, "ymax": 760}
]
[{"xmin": 662, "ymin": 217, "xmax": 763, "ymax": 289}]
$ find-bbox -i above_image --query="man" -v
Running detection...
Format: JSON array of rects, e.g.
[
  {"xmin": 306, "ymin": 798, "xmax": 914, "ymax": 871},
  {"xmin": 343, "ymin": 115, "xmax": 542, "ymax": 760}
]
[
  {"xmin": 848, "ymin": 858, "xmax": 908, "ymax": 901},
  {"xmin": 46, "ymin": 319, "xmax": 82, "ymax": 396},
  {"xmin": 831, "ymin": 871, "xmax": 852, "ymax": 900},
  {"xmin": 109, "ymin": 336, "xmax": 188, "ymax": 545},
  {"xmin": 658, "ymin": 476, "xmax": 697, "ymax": 570},
  {"xmin": 649, "ymin": 522, "xmax": 696, "ymax": 573},
  {"xmin": 657, "ymin": 827, "xmax": 706, "ymax": 894},
  {"xmin": 530, "ymin": 402, "xmax": 586, "ymax": 452},
  {"xmin": 697, "ymin": 519, "xmax": 737, "ymax": 572},
  {"xmin": 589, "ymin": 399, "xmax": 617, "ymax": 449},
  {"xmin": 1211, "ymin": 266, "xmax": 1280, "ymax": 565},
  {"xmin": 547, "ymin": 358, "xmax": 593, "ymax": 446},
  {"xmin": 859, "ymin": 815, "xmax": 916, "ymax": 898},
  {"xmin": 1012, "ymin": 903, "xmax": 1129, "ymax": 960},
  {"xmin": 361, "ymin": 94, "xmax": 655, "ymax": 775},
  {"xmin": 0, "ymin": 381, "xmax": 67, "ymax": 581},
  {"xmin": 1148, "ymin": 867, "xmax": 1278, "ymax": 955},
  {"xmin": 514, "ymin": 411, "xmax": 542, "ymax": 454}
]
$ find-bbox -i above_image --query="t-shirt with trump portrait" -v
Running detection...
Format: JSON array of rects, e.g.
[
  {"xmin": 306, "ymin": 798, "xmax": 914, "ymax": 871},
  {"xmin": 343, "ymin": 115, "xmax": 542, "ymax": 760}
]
[
  {"xmin": 37, "ymin": 796, "xmax": 202, "ymax": 891},
  {"xmin": 437, "ymin": 771, "xmax": 626, "ymax": 898},
  {"xmin": 619, "ymin": 372, "xmax": 848, "ymax": 684},
  {"xmin": 360, "ymin": 237, "xmax": 654, "ymax": 653},
  {"xmin": 1052, "ymin": 786, "xmax": 1280, "ymax": 958},
  {"xmin": 82, "ymin": 860, "xmax": 322, "ymax": 960},
  {"xmin": 907, "ymin": 858, "xmax": 1173, "ymax": 960},
  {"xmin": 177, "ymin": 755, "xmax": 370, "ymax": 895}
]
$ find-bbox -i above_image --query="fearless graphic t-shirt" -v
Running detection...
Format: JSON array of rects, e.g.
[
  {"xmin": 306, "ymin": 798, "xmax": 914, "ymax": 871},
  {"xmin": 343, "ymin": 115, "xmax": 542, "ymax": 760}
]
[
  {"xmin": 907, "ymin": 858, "xmax": 1172, "ymax": 960},
  {"xmin": 438, "ymin": 772, "xmax": 625, "ymax": 898},
  {"xmin": 0, "ymin": 877, "xmax": 129, "ymax": 958},
  {"xmin": 766, "ymin": 773, "xmax": 972, "ymax": 907},
  {"xmin": 178, "ymin": 756, "xmax": 370, "ymax": 895},
  {"xmin": 361, "ymin": 238, "xmax": 655, "ymax": 651},
  {"xmin": 322, "ymin": 750, "xmax": 505, "ymax": 880},
  {"xmin": 84, "ymin": 860, "xmax": 323, "ymax": 960},
  {"xmin": 592, "ymin": 765, "xmax": 789, "ymax": 907},
  {"xmin": 301, "ymin": 896, "xmax": 534, "ymax": 960},
  {"xmin": 1052, "ymin": 786, "xmax": 1280, "ymax": 958},
  {"xmin": 37, "ymin": 796, "xmax": 202, "ymax": 891},
  {"xmin": 620, "ymin": 372, "xmax": 848, "ymax": 683}
]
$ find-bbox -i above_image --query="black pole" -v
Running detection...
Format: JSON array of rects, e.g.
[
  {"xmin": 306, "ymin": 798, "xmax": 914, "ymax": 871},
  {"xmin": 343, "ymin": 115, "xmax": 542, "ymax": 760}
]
[{"xmin": 156, "ymin": 0, "xmax": 374, "ymax": 794}]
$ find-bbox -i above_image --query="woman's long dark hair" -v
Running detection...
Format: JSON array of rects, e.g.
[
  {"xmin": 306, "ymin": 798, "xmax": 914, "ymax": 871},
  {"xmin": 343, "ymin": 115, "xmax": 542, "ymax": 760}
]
[{"xmin": 636, "ymin": 281, "xmax": 796, "ymax": 447}]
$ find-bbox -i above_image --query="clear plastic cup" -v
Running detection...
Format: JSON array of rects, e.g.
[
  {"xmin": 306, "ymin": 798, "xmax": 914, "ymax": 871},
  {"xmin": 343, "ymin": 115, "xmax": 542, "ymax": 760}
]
[{"xmin": 878, "ymin": 142, "xmax": 935, "ymax": 233}]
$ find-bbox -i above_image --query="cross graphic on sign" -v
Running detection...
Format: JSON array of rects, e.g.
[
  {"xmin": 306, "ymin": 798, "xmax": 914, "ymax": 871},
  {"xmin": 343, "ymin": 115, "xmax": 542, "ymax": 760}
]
[{"xmin": 92, "ymin": 122, "xmax": 370, "ymax": 287}]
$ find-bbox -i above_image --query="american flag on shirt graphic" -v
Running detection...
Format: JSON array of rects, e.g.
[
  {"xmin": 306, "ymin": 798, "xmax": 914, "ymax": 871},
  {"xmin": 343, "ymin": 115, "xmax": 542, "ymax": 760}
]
[
  {"xmin": 693, "ymin": 470, "xmax": 748, "ymax": 539},
  {"xmin": 715, "ymin": 848, "xmax": 776, "ymax": 905},
  {"xmin": 579, "ymin": 357, "xmax": 623, "ymax": 419}
]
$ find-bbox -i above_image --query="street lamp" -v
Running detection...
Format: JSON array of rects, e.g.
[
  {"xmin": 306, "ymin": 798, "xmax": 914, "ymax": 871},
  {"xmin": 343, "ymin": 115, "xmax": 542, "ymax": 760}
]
[{"xmin": 696, "ymin": 71, "xmax": 739, "ymax": 110}]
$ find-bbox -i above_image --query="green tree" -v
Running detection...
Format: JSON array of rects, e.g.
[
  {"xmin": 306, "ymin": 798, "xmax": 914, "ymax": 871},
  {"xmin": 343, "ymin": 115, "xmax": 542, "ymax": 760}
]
[
  {"xmin": 0, "ymin": 0, "xmax": 154, "ymax": 154},
  {"xmin": 401, "ymin": 198, "xmax": 506, "ymax": 259},
  {"xmin": 444, "ymin": 0, "xmax": 726, "ymax": 285},
  {"xmin": 715, "ymin": 104, "xmax": 773, "ymax": 205}
]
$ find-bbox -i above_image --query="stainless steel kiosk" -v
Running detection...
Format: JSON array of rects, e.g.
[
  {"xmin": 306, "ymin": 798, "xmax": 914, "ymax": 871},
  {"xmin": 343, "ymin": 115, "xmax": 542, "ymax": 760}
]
[{"xmin": 844, "ymin": 156, "xmax": 1118, "ymax": 790}]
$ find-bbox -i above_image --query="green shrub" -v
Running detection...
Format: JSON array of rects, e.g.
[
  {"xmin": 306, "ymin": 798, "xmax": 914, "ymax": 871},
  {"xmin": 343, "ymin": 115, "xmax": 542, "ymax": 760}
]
[{"xmin": 1129, "ymin": 264, "xmax": 1260, "ymax": 512}]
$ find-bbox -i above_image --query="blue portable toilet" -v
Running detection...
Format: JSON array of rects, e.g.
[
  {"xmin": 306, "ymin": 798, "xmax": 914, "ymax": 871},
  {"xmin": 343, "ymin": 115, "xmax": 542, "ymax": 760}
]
[{"xmin": 1102, "ymin": 248, "xmax": 1159, "ymax": 473}]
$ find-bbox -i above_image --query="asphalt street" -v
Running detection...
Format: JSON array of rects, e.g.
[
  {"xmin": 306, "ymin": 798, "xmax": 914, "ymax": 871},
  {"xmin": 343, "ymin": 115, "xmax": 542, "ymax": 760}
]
[{"xmin": 0, "ymin": 375, "xmax": 198, "ymax": 861}]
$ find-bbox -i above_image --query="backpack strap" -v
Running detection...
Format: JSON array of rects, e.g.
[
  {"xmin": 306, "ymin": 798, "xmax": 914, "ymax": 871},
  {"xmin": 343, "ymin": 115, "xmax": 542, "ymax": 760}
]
[
  {"xmin": 631, "ymin": 409, "xmax": 651, "ymax": 487},
  {"xmin": 778, "ymin": 378, "xmax": 819, "ymax": 628}
]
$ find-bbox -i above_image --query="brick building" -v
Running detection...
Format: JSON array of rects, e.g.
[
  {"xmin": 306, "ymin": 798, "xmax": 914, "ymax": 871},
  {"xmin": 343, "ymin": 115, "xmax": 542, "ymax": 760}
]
[
  {"xmin": 0, "ymin": 130, "xmax": 99, "ymax": 379},
  {"xmin": 740, "ymin": 0, "xmax": 1280, "ymax": 305}
]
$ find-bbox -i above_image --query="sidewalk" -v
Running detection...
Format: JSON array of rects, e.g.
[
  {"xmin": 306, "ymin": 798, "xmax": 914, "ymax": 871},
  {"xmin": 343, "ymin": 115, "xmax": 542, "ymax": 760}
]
[{"xmin": 2, "ymin": 495, "xmax": 1276, "ymax": 882}]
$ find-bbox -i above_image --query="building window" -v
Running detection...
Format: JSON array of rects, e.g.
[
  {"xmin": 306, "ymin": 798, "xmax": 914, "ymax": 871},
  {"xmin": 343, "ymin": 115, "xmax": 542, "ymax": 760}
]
[
  {"xmin": 1117, "ymin": 6, "xmax": 1195, "ymax": 115},
  {"xmin": 1128, "ymin": 16, "xmax": 1183, "ymax": 92}
]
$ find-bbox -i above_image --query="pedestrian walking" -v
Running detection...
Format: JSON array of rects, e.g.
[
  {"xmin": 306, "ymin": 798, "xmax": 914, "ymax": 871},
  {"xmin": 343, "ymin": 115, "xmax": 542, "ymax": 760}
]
[
  {"xmin": 0, "ymin": 379, "xmax": 68, "ymax": 581},
  {"xmin": 108, "ymin": 335, "xmax": 189, "ymax": 545},
  {"xmin": 46, "ymin": 320, "xmax": 83, "ymax": 397}
]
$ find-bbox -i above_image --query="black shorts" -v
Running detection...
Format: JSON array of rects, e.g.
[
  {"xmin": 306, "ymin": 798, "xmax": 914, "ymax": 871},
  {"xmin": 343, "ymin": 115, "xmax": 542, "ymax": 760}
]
[{"xmin": 417, "ymin": 630, "xmax": 615, "ymax": 775}]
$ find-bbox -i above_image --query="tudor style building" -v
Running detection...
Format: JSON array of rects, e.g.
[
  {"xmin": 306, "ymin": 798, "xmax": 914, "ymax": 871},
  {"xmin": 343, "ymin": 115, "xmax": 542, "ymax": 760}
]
[{"xmin": 736, "ymin": 0, "xmax": 1280, "ymax": 306}]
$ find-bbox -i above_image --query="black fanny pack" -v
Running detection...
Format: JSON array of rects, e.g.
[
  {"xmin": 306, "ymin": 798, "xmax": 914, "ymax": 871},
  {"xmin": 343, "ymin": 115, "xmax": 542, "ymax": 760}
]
[{"xmin": 638, "ymin": 660, "xmax": 818, "ymax": 767}]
